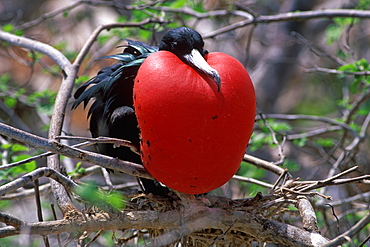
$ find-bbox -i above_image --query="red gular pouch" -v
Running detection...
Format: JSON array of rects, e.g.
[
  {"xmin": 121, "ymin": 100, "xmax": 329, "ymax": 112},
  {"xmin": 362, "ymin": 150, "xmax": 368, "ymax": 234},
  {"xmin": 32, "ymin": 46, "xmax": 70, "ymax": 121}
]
[{"xmin": 134, "ymin": 51, "xmax": 256, "ymax": 194}]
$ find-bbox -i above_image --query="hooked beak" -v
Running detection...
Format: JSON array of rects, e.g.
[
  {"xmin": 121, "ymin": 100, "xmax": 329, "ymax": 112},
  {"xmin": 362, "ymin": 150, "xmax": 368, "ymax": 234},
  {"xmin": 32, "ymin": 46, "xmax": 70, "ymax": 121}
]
[{"xmin": 183, "ymin": 49, "xmax": 221, "ymax": 92}]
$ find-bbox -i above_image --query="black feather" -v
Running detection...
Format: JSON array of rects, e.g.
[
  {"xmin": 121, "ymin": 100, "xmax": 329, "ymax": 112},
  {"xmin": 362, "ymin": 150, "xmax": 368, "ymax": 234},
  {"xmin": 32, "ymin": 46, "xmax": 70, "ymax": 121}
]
[
  {"xmin": 73, "ymin": 28, "xmax": 210, "ymax": 196},
  {"xmin": 73, "ymin": 40, "xmax": 168, "ymax": 196}
]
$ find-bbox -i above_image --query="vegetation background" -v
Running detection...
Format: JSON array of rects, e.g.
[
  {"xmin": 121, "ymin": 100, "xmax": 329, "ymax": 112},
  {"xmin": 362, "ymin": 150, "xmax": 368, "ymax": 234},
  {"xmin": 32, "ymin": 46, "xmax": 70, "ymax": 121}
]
[{"xmin": 0, "ymin": 0, "xmax": 369, "ymax": 246}]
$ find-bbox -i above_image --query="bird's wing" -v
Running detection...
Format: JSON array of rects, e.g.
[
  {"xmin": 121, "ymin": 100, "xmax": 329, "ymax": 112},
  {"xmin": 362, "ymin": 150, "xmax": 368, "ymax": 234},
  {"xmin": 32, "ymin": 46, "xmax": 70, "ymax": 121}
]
[
  {"xmin": 72, "ymin": 40, "xmax": 158, "ymax": 112},
  {"xmin": 72, "ymin": 40, "xmax": 158, "ymax": 155}
]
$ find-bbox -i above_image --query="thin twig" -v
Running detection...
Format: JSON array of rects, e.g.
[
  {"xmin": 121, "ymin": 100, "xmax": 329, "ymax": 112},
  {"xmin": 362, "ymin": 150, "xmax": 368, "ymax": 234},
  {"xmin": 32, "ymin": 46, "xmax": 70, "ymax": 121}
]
[
  {"xmin": 323, "ymin": 212, "xmax": 370, "ymax": 246},
  {"xmin": 55, "ymin": 136, "xmax": 139, "ymax": 153},
  {"xmin": 51, "ymin": 204, "xmax": 62, "ymax": 247},
  {"xmin": 280, "ymin": 187, "xmax": 332, "ymax": 200},
  {"xmin": 323, "ymin": 112, "xmax": 370, "ymax": 195},
  {"xmin": 292, "ymin": 31, "xmax": 345, "ymax": 65},
  {"xmin": 203, "ymin": 9, "xmax": 370, "ymax": 39},
  {"xmin": 258, "ymin": 112, "xmax": 286, "ymax": 165},
  {"xmin": 14, "ymin": 0, "xmax": 116, "ymax": 30},
  {"xmin": 258, "ymin": 113, "xmax": 356, "ymax": 137},
  {"xmin": 243, "ymin": 154, "xmax": 289, "ymax": 177},
  {"xmin": 73, "ymin": 19, "xmax": 166, "ymax": 68},
  {"xmin": 299, "ymin": 167, "xmax": 369, "ymax": 192},
  {"xmin": 232, "ymin": 175, "xmax": 274, "ymax": 188},
  {"xmin": 34, "ymin": 179, "xmax": 50, "ymax": 247},
  {"xmin": 306, "ymin": 66, "xmax": 370, "ymax": 76}
]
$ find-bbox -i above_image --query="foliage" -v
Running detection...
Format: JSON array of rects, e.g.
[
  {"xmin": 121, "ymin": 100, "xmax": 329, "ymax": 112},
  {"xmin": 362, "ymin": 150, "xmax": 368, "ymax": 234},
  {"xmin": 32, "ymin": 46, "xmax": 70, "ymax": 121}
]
[
  {"xmin": 76, "ymin": 181, "xmax": 126, "ymax": 210},
  {"xmin": 0, "ymin": 0, "xmax": 369, "ymax": 246},
  {"xmin": 0, "ymin": 143, "xmax": 37, "ymax": 182}
]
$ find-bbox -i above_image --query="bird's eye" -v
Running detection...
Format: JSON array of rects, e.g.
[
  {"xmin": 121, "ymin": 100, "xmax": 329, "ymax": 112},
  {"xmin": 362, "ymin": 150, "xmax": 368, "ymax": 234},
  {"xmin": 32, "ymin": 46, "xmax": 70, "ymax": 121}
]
[{"xmin": 171, "ymin": 42, "xmax": 178, "ymax": 49}]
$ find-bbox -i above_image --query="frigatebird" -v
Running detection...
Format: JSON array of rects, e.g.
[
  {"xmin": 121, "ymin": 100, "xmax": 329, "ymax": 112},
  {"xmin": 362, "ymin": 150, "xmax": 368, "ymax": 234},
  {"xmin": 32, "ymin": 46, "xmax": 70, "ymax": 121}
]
[{"xmin": 73, "ymin": 27, "xmax": 256, "ymax": 195}]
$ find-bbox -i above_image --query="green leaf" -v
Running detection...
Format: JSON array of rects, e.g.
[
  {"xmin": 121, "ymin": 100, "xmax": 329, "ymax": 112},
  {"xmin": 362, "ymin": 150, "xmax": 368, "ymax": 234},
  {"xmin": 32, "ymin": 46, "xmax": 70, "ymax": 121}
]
[
  {"xmin": 338, "ymin": 63, "xmax": 357, "ymax": 72},
  {"xmin": 63, "ymin": 10, "xmax": 69, "ymax": 18},
  {"xmin": 169, "ymin": 0, "xmax": 187, "ymax": 8},
  {"xmin": 249, "ymin": 132, "xmax": 271, "ymax": 151},
  {"xmin": 325, "ymin": 18, "xmax": 359, "ymax": 44},
  {"xmin": 97, "ymin": 34, "xmax": 110, "ymax": 46},
  {"xmin": 117, "ymin": 15, "xmax": 128, "ymax": 23},
  {"xmin": 75, "ymin": 75, "xmax": 90, "ymax": 86},
  {"xmin": 76, "ymin": 181, "xmax": 126, "ymax": 209},
  {"xmin": 268, "ymin": 120, "xmax": 292, "ymax": 132},
  {"xmin": 284, "ymin": 159, "xmax": 301, "ymax": 172},
  {"xmin": 339, "ymin": 58, "xmax": 370, "ymax": 72},
  {"xmin": 237, "ymin": 161, "xmax": 266, "ymax": 179},
  {"xmin": 356, "ymin": 100, "xmax": 370, "ymax": 116},
  {"xmin": 333, "ymin": 17, "xmax": 358, "ymax": 26},
  {"xmin": 1, "ymin": 143, "xmax": 29, "ymax": 152},
  {"xmin": 27, "ymin": 51, "xmax": 43, "ymax": 62},
  {"xmin": 4, "ymin": 97, "xmax": 16, "ymax": 109},
  {"xmin": 0, "ymin": 73, "xmax": 11, "ymax": 91},
  {"xmin": 27, "ymin": 90, "xmax": 57, "ymax": 116},
  {"xmin": 338, "ymin": 59, "xmax": 370, "ymax": 93},
  {"xmin": 10, "ymin": 143, "xmax": 29, "ymax": 152},
  {"xmin": 10, "ymin": 155, "xmax": 37, "ymax": 174},
  {"xmin": 357, "ymin": 0, "xmax": 370, "ymax": 9},
  {"xmin": 293, "ymin": 137, "xmax": 307, "ymax": 147},
  {"xmin": 1, "ymin": 143, "xmax": 11, "ymax": 150},
  {"xmin": 314, "ymin": 138, "xmax": 336, "ymax": 147},
  {"xmin": 1, "ymin": 23, "xmax": 23, "ymax": 36},
  {"xmin": 325, "ymin": 23, "xmax": 344, "ymax": 44},
  {"xmin": 68, "ymin": 162, "xmax": 86, "ymax": 175},
  {"xmin": 2, "ymin": 23, "xmax": 14, "ymax": 32}
]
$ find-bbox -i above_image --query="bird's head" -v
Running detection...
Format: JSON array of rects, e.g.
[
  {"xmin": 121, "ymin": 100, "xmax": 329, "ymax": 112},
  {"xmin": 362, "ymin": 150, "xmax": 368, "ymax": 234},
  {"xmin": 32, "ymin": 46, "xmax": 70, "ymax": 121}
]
[{"xmin": 159, "ymin": 27, "xmax": 221, "ymax": 91}]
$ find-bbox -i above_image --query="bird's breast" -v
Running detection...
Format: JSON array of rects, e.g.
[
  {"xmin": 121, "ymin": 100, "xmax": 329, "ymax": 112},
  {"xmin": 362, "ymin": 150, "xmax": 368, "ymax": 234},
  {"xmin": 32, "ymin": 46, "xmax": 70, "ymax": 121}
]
[{"xmin": 134, "ymin": 51, "xmax": 256, "ymax": 194}]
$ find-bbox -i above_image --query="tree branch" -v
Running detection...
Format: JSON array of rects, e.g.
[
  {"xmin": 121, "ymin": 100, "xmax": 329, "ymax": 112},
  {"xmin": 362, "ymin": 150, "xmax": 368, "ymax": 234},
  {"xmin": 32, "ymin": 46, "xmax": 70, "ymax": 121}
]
[
  {"xmin": 203, "ymin": 9, "xmax": 370, "ymax": 38},
  {"xmin": 323, "ymin": 212, "xmax": 370, "ymax": 247},
  {"xmin": 0, "ymin": 213, "xmax": 25, "ymax": 228},
  {"xmin": 0, "ymin": 26, "xmax": 78, "ymax": 215},
  {"xmin": 14, "ymin": 0, "xmax": 117, "ymax": 30},
  {"xmin": 258, "ymin": 113, "xmax": 356, "ymax": 136},
  {"xmin": 297, "ymin": 196, "xmax": 319, "ymax": 233},
  {"xmin": 0, "ymin": 122, "xmax": 152, "ymax": 179},
  {"xmin": 0, "ymin": 31, "xmax": 71, "ymax": 74},
  {"xmin": 73, "ymin": 19, "xmax": 167, "ymax": 68},
  {"xmin": 0, "ymin": 167, "xmax": 78, "ymax": 196},
  {"xmin": 0, "ymin": 206, "xmax": 329, "ymax": 246},
  {"xmin": 243, "ymin": 154, "xmax": 289, "ymax": 177}
]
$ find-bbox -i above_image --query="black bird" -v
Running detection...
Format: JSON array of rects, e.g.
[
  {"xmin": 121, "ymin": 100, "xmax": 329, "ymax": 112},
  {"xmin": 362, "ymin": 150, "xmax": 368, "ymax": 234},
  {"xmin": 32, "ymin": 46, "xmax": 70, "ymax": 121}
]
[{"xmin": 72, "ymin": 27, "xmax": 220, "ymax": 195}]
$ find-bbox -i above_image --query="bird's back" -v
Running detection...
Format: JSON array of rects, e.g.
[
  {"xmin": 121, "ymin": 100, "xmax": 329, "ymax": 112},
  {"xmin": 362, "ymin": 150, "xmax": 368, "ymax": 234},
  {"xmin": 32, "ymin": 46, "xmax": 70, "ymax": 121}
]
[{"xmin": 72, "ymin": 40, "xmax": 157, "ymax": 165}]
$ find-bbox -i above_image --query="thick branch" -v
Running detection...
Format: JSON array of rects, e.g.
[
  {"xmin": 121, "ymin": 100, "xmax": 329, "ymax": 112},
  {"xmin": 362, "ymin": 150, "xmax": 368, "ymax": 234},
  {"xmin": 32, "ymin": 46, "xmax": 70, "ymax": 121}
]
[
  {"xmin": 0, "ymin": 207, "xmax": 328, "ymax": 246},
  {"xmin": 0, "ymin": 213, "xmax": 25, "ymax": 228},
  {"xmin": 0, "ymin": 122, "xmax": 152, "ymax": 179},
  {"xmin": 0, "ymin": 27, "xmax": 77, "ymax": 214},
  {"xmin": 0, "ymin": 31, "xmax": 71, "ymax": 73},
  {"xmin": 297, "ymin": 196, "xmax": 319, "ymax": 232},
  {"xmin": 0, "ymin": 167, "xmax": 78, "ymax": 196}
]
